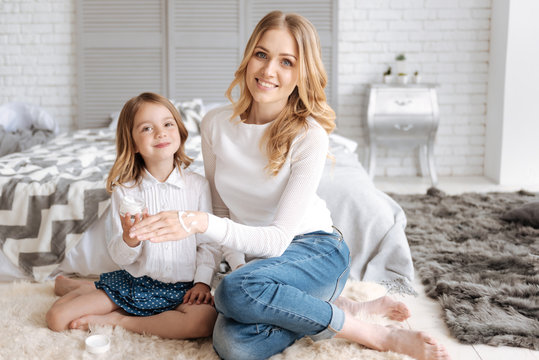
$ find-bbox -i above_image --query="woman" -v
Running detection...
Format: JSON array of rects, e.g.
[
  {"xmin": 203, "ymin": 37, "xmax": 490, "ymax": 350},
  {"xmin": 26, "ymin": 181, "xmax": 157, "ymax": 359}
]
[{"xmin": 130, "ymin": 11, "xmax": 449, "ymax": 360}]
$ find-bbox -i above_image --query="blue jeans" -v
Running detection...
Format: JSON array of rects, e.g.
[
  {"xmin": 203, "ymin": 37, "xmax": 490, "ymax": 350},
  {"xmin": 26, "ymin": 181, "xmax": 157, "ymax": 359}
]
[{"xmin": 212, "ymin": 229, "xmax": 351, "ymax": 360}]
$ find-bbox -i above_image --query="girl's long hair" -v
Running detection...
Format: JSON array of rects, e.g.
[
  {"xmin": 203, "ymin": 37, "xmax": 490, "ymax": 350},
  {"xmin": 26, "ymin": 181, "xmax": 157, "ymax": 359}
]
[
  {"xmin": 225, "ymin": 10, "xmax": 336, "ymax": 176},
  {"xmin": 106, "ymin": 92, "xmax": 192, "ymax": 193}
]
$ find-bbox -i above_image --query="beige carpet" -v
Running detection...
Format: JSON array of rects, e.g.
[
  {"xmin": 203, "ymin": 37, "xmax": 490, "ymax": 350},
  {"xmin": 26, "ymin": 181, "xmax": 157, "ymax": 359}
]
[{"xmin": 0, "ymin": 280, "xmax": 412, "ymax": 360}]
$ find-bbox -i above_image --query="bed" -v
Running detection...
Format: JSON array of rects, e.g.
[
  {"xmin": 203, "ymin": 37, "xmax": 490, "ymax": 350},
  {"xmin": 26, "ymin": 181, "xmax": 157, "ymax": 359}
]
[{"xmin": 0, "ymin": 100, "xmax": 414, "ymax": 293}]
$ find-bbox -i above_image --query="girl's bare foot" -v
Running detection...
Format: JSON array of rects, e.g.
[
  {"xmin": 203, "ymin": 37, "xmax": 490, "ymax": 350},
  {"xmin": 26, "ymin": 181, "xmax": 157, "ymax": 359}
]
[
  {"xmin": 54, "ymin": 276, "xmax": 94, "ymax": 296},
  {"xmin": 334, "ymin": 295, "xmax": 410, "ymax": 321},
  {"xmin": 69, "ymin": 310, "xmax": 126, "ymax": 330},
  {"xmin": 382, "ymin": 327, "xmax": 450, "ymax": 360}
]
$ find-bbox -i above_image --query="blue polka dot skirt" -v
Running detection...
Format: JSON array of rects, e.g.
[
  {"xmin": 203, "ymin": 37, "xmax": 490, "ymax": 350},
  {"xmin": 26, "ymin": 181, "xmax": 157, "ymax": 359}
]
[{"xmin": 95, "ymin": 270, "xmax": 193, "ymax": 316}]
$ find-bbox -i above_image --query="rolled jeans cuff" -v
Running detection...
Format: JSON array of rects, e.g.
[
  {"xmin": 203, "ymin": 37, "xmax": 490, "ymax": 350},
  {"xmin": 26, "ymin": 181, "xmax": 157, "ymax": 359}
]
[{"xmin": 309, "ymin": 302, "xmax": 345, "ymax": 341}]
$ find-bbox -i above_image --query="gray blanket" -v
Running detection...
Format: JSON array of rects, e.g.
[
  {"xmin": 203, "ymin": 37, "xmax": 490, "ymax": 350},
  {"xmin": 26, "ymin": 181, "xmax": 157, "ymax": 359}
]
[
  {"xmin": 318, "ymin": 147, "xmax": 414, "ymax": 294},
  {"xmin": 0, "ymin": 126, "xmax": 56, "ymax": 157}
]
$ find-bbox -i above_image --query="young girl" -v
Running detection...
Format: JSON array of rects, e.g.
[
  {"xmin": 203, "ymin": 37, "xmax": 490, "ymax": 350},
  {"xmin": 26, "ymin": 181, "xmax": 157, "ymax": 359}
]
[{"xmin": 46, "ymin": 92, "xmax": 228, "ymax": 339}]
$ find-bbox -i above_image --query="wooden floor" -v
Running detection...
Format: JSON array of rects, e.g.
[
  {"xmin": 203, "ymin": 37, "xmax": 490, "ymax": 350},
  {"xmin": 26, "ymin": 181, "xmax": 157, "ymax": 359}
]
[
  {"xmin": 374, "ymin": 176, "xmax": 539, "ymax": 360},
  {"xmin": 374, "ymin": 175, "xmax": 539, "ymax": 195},
  {"xmin": 394, "ymin": 277, "xmax": 539, "ymax": 360}
]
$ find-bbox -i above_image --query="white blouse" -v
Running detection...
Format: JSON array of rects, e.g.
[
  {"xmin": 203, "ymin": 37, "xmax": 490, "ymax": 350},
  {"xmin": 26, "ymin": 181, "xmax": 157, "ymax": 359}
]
[
  {"xmin": 107, "ymin": 167, "xmax": 220, "ymax": 285},
  {"xmin": 201, "ymin": 105, "xmax": 333, "ymax": 261}
]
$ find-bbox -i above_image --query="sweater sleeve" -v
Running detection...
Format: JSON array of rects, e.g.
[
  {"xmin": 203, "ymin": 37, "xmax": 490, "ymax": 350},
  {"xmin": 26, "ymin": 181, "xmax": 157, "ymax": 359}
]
[
  {"xmin": 202, "ymin": 115, "xmax": 330, "ymax": 258},
  {"xmin": 193, "ymin": 177, "xmax": 221, "ymax": 286}
]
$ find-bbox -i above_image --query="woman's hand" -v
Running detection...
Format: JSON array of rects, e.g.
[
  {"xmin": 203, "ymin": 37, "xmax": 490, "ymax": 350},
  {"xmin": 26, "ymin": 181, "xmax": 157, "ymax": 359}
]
[
  {"xmin": 182, "ymin": 282, "xmax": 214, "ymax": 305},
  {"xmin": 129, "ymin": 210, "xmax": 208, "ymax": 243}
]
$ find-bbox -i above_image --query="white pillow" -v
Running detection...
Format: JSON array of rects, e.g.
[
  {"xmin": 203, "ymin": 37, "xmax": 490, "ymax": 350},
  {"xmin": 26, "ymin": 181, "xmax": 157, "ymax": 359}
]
[
  {"xmin": 201, "ymin": 101, "xmax": 228, "ymax": 116},
  {"xmin": 0, "ymin": 102, "xmax": 58, "ymax": 133},
  {"xmin": 171, "ymin": 98, "xmax": 204, "ymax": 135},
  {"xmin": 108, "ymin": 111, "xmax": 120, "ymax": 130},
  {"xmin": 0, "ymin": 108, "xmax": 18, "ymax": 131}
]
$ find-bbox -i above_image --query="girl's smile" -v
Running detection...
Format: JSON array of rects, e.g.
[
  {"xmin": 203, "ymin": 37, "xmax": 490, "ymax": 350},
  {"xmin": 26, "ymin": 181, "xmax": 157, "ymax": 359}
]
[{"xmin": 154, "ymin": 142, "xmax": 171, "ymax": 148}]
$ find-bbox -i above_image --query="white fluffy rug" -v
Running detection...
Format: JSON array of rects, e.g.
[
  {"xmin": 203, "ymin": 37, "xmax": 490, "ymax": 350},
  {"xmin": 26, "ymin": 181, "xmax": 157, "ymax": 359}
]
[{"xmin": 0, "ymin": 280, "xmax": 412, "ymax": 360}]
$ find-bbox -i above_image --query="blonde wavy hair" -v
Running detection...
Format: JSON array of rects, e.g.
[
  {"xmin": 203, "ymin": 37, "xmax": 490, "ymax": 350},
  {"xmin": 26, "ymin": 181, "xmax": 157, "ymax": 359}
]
[
  {"xmin": 225, "ymin": 10, "xmax": 336, "ymax": 176},
  {"xmin": 106, "ymin": 92, "xmax": 192, "ymax": 193}
]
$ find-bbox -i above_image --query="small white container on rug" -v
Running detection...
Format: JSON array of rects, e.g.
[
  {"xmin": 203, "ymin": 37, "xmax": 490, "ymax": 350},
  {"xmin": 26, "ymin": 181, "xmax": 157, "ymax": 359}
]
[{"xmin": 85, "ymin": 334, "xmax": 110, "ymax": 354}]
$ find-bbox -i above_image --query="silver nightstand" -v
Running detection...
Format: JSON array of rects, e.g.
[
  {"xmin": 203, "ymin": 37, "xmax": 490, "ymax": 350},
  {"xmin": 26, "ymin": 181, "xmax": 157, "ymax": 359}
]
[{"xmin": 364, "ymin": 83, "xmax": 440, "ymax": 185}]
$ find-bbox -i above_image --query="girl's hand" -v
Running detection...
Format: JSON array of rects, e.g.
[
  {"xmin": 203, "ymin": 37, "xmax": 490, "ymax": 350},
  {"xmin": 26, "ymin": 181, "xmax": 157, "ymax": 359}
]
[
  {"xmin": 183, "ymin": 283, "xmax": 214, "ymax": 305},
  {"xmin": 121, "ymin": 211, "xmax": 148, "ymax": 247},
  {"xmin": 129, "ymin": 211, "xmax": 208, "ymax": 243}
]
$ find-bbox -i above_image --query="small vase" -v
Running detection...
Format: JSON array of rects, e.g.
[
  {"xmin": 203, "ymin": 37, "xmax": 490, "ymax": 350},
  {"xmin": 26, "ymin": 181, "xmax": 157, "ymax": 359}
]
[
  {"xmin": 383, "ymin": 75, "xmax": 393, "ymax": 84},
  {"xmin": 397, "ymin": 75, "xmax": 409, "ymax": 84},
  {"xmin": 395, "ymin": 60, "xmax": 407, "ymax": 75},
  {"xmin": 413, "ymin": 75, "xmax": 421, "ymax": 84}
]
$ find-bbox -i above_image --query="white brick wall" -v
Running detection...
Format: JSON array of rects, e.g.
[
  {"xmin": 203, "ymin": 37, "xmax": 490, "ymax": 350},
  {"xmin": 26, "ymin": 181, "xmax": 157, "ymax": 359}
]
[
  {"xmin": 337, "ymin": 0, "xmax": 491, "ymax": 177},
  {"xmin": 0, "ymin": 0, "xmax": 76, "ymax": 131},
  {"xmin": 1, "ymin": 0, "xmax": 492, "ymax": 177}
]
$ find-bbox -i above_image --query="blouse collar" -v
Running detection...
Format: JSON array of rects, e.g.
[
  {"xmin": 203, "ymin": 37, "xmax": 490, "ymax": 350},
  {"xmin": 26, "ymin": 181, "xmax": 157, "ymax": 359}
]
[{"xmin": 141, "ymin": 166, "xmax": 185, "ymax": 190}]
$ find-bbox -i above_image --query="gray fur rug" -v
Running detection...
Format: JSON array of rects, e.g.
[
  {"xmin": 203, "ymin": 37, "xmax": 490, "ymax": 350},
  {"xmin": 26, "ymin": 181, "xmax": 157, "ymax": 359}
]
[{"xmin": 389, "ymin": 188, "xmax": 539, "ymax": 350}]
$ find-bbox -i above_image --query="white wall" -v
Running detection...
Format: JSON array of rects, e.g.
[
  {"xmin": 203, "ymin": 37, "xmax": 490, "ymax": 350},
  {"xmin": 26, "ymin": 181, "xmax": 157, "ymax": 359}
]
[
  {"xmin": 6, "ymin": 0, "xmax": 533, "ymax": 182},
  {"xmin": 0, "ymin": 0, "xmax": 77, "ymax": 131},
  {"xmin": 338, "ymin": 0, "xmax": 491, "ymax": 177},
  {"xmin": 485, "ymin": 0, "xmax": 539, "ymax": 187}
]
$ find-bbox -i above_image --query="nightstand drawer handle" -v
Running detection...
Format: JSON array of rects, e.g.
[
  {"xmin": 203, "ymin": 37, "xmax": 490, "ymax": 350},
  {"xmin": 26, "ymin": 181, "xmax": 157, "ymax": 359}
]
[
  {"xmin": 394, "ymin": 124, "xmax": 413, "ymax": 131},
  {"xmin": 394, "ymin": 99, "xmax": 412, "ymax": 106}
]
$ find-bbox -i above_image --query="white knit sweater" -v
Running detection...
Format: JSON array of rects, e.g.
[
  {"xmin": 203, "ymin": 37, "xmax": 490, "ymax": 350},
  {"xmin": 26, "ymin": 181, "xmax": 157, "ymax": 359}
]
[{"xmin": 201, "ymin": 105, "xmax": 333, "ymax": 263}]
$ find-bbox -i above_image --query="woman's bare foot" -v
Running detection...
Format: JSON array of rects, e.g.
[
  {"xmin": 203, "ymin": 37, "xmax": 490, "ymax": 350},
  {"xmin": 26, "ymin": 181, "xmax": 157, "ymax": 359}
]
[
  {"xmin": 381, "ymin": 327, "xmax": 450, "ymax": 360},
  {"xmin": 337, "ymin": 311, "xmax": 449, "ymax": 360},
  {"xmin": 54, "ymin": 275, "xmax": 93, "ymax": 296},
  {"xmin": 334, "ymin": 295, "xmax": 410, "ymax": 321},
  {"xmin": 69, "ymin": 310, "xmax": 126, "ymax": 330}
]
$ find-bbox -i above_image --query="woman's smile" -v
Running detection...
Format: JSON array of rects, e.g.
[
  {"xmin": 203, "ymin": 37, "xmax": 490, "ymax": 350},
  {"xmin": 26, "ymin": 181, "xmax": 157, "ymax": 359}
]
[{"xmin": 256, "ymin": 78, "xmax": 278, "ymax": 89}]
